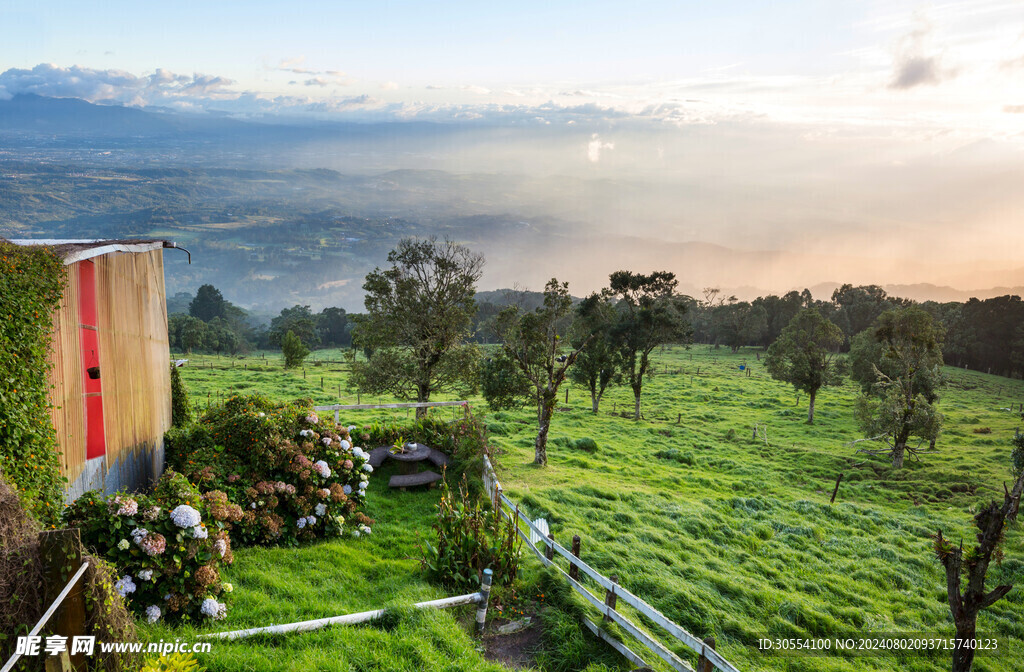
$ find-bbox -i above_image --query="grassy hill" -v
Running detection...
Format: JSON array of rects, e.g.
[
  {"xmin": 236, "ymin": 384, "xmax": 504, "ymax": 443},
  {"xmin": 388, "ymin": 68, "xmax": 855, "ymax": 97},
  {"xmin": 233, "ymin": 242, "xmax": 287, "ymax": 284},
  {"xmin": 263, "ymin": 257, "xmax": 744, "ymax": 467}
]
[{"xmin": 162, "ymin": 345, "xmax": 1024, "ymax": 671}]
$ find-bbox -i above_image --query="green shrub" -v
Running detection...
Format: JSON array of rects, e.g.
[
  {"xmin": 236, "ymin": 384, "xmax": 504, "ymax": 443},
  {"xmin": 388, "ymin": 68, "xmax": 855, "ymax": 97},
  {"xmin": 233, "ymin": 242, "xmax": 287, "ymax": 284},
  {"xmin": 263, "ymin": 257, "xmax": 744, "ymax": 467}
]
[
  {"xmin": 655, "ymin": 448, "xmax": 695, "ymax": 466},
  {"xmin": 0, "ymin": 242, "xmax": 67, "ymax": 525},
  {"xmin": 358, "ymin": 411, "xmax": 489, "ymax": 482},
  {"xmin": 281, "ymin": 330, "xmax": 309, "ymax": 368},
  {"xmin": 170, "ymin": 363, "xmax": 192, "ymax": 428},
  {"xmin": 140, "ymin": 652, "xmax": 206, "ymax": 671},
  {"xmin": 574, "ymin": 437, "xmax": 598, "ymax": 453},
  {"xmin": 1012, "ymin": 432, "xmax": 1024, "ymax": 477},
  {"xmin": 163, "ymin": 395, "xmax": 374, "ymax": 546},
  {"xmin": 63, "ymin": 472, "xmax": 237, "ymax": 623},
  {"xmin": 419, "ymin": 475, "xmax": 520, "ymax": 590}
]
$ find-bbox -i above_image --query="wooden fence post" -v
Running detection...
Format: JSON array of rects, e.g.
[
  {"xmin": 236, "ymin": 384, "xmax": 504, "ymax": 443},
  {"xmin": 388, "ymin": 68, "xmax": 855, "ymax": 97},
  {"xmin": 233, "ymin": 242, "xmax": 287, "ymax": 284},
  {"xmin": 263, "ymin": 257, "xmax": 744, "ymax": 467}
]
[
  {"xmin": 39, "ymin": 529, "xmax": 87, "ymax": 671},
  {"xmin": 476, "ymin": 569, "xmax": 493, "ymax": 633},
  {"xmin": 545, "ymin": 533, "xmax": 555, "ymax": 562},
  {"xmin": 570, "ymin": 535, "xmax": 581, "ymax": 581},
  {"xmin": 830, "ymin": 473, "xmax": 844, "ymax": 504},
  {"xmin": 696, "ymin": 636, "xmax": 716, "ymax": 672},
  {"xmin": 603, "ymin": 574, "xmax": 619, "ymax": 623}
]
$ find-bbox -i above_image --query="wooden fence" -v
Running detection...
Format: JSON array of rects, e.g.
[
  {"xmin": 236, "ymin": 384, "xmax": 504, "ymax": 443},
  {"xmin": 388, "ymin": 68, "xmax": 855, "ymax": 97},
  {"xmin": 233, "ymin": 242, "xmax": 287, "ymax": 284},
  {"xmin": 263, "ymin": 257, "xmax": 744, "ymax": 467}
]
[
  {"xmin": 314, "ymin": 400, "xmax": 469, "ymax": 425},
  {"xmin": 483, "ymin": 455, "xmax": 741, "ymax": 672}
]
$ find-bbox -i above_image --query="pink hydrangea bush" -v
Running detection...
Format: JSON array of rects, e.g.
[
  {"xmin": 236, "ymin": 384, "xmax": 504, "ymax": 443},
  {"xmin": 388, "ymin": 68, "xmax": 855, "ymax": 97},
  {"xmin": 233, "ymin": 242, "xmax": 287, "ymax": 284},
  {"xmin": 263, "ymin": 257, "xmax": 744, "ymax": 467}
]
[
  {"xmin": 63, "ymin": 472, "xmax": 239, "ymax": 623},
  {"xmin": 164, "ymin": 395, "xmax": 374, "ymax": 546}
]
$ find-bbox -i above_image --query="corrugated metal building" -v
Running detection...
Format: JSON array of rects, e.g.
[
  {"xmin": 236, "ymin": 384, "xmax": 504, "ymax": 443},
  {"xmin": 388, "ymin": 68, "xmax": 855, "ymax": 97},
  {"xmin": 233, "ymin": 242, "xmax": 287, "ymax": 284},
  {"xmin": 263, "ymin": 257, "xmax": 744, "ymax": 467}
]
[{"xmin": 12, "ymin": 239, "xmax": 179, "ymax": 499}]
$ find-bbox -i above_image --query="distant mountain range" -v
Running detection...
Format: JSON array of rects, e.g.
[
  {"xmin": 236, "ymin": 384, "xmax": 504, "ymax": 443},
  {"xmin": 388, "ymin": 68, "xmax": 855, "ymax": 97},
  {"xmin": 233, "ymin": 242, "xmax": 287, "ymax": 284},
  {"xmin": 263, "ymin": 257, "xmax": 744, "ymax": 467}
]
[{"xmin": 1, "ymin": 94, "xmax": 1020, "ymax": 310}]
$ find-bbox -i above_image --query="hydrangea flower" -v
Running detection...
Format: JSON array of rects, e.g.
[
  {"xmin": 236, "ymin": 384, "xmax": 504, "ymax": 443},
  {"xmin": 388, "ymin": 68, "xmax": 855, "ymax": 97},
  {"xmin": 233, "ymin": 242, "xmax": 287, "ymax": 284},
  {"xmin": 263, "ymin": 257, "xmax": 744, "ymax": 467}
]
[
  {"xmin": 314, "ymin": 460, "xmax": 331, "ymax": 478},
  {"xmin": 192, "ymin": 525, "xmax": 208, "ymax": 539},
  {"xmin": 113, "ymin": 496, "xmax": 138, "ymax": 517},
  {"xmin": 296, "ymin": 517, "xmax": 307, "ymax": 529},
  {"xmin": 321, "ymin": 437, "xmax": 333, "ymax": 446},
  {"xmin": 360, "ymin": 525, "xmax": 372, "ymax": 535},
  {"xmin": 115, "ymin": 575, "xmax": 136, "ymax": 597},
  {"xmin": 138, "ymin": 569, "xmax": 153, "ymax": 581},
  {"xmin": 362, "ymin": 464, "xmax": 373, "ymax": 473},
  {"xmin": 343, "ymin": 459, "xmax": 353, "ymax": 470},
  {"xmin": 200, "ymin": 598, "xmax": 227, "ymax": 620},
  {"xmin": 347, "ymin": 425, "xmax": 356, "ymax": 433},
  {"xmin": 214, "ymin": 538, "xmax": 228, "ymax": 557},
  {"xmin": 305, "ymin": 413, "xmax": 319, "ymax": 425},
  {"xmin": 352, "ymin": 529, "xmax": 361, "ymax": 538},
  {"xmin": 343, "ymin": 485, "xmax": 352, "ymax": 495},
  {"xmin": 139, "ymin": 533, "xmax": 166, "ymax": 557},
  {"xmin": 169, "ymin": 504, "xmax": 202, "ymax": 528},
  {"xmin": 340, "ymin": 440, "xmax": 351, "ymax": 450},
  {"xmin": 222, "ymin": 583, "xmax": 233, "ymax": 593},
  {"xmin": 299, "ymin": 429, "xmax": 312, "ymax": 438},
  {"xmin": 319, "ymin": 488, "xmax": 331, "ymax": 499},
  {"xmin": 315, "ymin": 503, "xmax": 327, "ymax": 516},
  {"xmin": 131, "ymin": 527, "xmax": 149, "ymax": 544},
  {"xmin": 258, "ymin": 412, "xmax": 266, "ymax": 418},
  {"xmin": 306, "ymin": 515, "xmax": 317, "ymax": 526},
  {"xmin": 117, "ymin": 539, "xmax": 130, "ymax": 551},
  {"xmin": 142, "ymin": 506, "xmax": 161, "ymax": 522},
  {"xmin": 146, "ymin": 605, "xmax": 161, "ymax": 623}
]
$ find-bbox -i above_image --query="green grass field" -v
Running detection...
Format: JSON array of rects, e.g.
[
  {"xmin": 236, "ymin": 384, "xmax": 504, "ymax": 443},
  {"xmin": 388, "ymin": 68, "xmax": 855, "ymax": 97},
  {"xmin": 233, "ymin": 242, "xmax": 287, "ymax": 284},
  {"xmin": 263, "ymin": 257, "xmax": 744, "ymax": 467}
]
[{"xmin": 160, "ymin": 345, "xmax": 1024, "ymax": 672}]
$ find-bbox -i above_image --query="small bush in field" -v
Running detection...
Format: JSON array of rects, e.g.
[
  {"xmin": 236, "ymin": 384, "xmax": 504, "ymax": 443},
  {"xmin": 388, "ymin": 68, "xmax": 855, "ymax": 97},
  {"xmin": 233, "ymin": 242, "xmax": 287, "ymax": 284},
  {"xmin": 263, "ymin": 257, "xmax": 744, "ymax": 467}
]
[
  {"xmin": 574, "ymin": 437, "xmax": 598, "ymax": 453},
  {"xmin": 163, "ymin": 395, "xmax": 374, "ymax": 546},
  {"xmin": 419, "ymin": 474, "xmax": 520, "ymax": 591},
  {"xmin": 64, "ymin": 472, "xmax": 238, "ymax": 623}
]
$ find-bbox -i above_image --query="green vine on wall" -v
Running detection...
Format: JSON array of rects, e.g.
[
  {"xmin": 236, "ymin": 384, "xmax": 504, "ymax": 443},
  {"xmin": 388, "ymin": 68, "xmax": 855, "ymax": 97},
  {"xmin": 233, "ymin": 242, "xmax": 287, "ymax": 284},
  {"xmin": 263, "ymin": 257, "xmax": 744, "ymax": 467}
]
[{"xmin": 0, "ymin": 241, "xmax": 68, "ymax": 526}]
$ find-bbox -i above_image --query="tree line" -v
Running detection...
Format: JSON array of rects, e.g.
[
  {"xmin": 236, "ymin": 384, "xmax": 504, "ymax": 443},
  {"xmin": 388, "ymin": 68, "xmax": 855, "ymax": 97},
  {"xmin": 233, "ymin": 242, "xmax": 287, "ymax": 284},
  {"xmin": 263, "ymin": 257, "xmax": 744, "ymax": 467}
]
[{"xmin": 167, "ymin": 285, "xmax": 355, "ymax": 355}]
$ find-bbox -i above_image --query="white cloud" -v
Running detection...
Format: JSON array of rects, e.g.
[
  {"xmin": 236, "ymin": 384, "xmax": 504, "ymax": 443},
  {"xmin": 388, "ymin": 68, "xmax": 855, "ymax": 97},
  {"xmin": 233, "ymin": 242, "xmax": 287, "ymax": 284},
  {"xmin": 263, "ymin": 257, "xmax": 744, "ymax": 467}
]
[
  {"xmin": 0, "ymin": 63, "xmax": 236, "ymax": 103},
  {"xmin": 587, "ymin": 133, "xmax": 614, "ymax": 162},
  {"xmin": 380, "ymin": 81, "xmax": 399, "ymax": 90}
]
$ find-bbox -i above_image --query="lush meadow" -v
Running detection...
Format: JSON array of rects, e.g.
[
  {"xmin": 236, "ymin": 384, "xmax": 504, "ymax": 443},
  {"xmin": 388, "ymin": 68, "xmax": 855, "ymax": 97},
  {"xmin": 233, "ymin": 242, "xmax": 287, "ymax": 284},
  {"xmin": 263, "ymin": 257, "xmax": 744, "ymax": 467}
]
[{"xmin": 166, "ymin": 345, "xmax": 1024, "ymax": 672}]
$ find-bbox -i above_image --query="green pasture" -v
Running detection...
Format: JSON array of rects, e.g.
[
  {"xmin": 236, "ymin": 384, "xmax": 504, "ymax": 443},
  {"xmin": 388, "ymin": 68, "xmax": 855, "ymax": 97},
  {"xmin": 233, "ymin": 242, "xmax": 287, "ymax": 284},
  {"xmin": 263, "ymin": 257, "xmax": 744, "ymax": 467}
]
[{"xmin": 163, "ymin": 345, "xmax": 1024, "ymax": 671}]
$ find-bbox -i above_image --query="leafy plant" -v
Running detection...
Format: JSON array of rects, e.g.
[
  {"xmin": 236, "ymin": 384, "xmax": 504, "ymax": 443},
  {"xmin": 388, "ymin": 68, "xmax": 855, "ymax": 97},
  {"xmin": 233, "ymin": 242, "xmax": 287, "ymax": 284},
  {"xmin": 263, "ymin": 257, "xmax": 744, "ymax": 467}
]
[
  {"xmin": 282, "ymin": 329, "xmax": 310, "ymax": 368},
  {"xmin": 419, "ymin": 474, "xmax": 520, "ymax": 590},
  {"xmin": 163, "ymin": 395, "xmax": 373, "ymax": 546},
  {"xmin": 1012, "ymin": 432, "xmax": 1024, "ymax": 478},
  {"xmin": 63, "ymin": 472, "xmax": 237, "ymax": 623},
  {"xmin": 140, "ymin": 652, "xmax": 207, "ymax": 672},
  {"xmin": 170, "ymin": 363, "xmax": 192, "ymax": 428},
  {"xmin": 0, "ymin": 241, "xmax": 68, "ymax": 525}
]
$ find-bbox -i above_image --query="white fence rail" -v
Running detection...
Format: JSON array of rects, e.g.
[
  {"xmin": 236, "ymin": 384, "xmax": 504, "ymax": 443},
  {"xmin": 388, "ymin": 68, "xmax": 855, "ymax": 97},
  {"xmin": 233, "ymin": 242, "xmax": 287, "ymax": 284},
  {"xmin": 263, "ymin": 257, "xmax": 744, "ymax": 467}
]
[
  {"xmin": 314, "ymin": 400, "xmax": 469, "ymax": 425},
  {"xmin": 483, "ymin": 455, "xmax": 740, "ymax": 672},
  {"xmin": 1, "ymin": 562, "xmax": 90, "ymax": 672}
]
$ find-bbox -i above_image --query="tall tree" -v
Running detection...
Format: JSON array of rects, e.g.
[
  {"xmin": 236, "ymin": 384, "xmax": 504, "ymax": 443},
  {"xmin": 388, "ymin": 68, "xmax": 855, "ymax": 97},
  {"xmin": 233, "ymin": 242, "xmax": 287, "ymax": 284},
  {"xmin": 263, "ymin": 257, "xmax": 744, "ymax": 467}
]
[
  {"xmin": 351, "ymin": 238, "xmax": 483, "ymax": 417},
  {"xmin": 189, "ymin": 284, "xmax": 227, "ymax": 322},
  {"xmin": 569, "ymin": 292, "xmax": 622, "ymax": 413},
  {"xmin": 269, "ymin": 305, "xmax": 320, "ymax": 348},
  {"xmin": 317, "ymin": 307, "xmax": 349, "ymax": 347},
  {"xmin": 934, "ymin": 468, "xmax": 1024, "ymax": 672},
  {"xmin": 712, "ymin": 300, "xmax": 767, "ymax": 353},
  {"xmin": 497, "ymin": 279, "xmax": 588, "ymax": 465},
  {"xmin": 850, "ymin": 307, "xmax": 945, "ymax": 468},
  {"xmin": 609, "ymin": 271, "xmax": 691, "ymax": 420},
  {"xmin": 763, "ymin": 307, "xmax": 846, "ymax": 423}
]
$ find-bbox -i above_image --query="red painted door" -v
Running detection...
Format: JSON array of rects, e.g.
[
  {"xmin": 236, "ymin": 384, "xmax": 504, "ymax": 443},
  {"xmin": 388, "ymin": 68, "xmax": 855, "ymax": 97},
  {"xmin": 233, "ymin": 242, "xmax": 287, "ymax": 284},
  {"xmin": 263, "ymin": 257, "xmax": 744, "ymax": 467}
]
[{"xmin": 79, "ymin": 260, "xmax": 106, "ymax": 460}]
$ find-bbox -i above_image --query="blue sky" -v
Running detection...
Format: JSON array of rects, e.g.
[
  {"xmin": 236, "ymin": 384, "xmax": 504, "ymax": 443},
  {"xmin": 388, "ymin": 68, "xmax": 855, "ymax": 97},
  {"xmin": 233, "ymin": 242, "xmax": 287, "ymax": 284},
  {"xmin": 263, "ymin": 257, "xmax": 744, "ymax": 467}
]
[{"xmin": 4, "ymin": 0, "xmax": 1022, "ymax": 129}]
